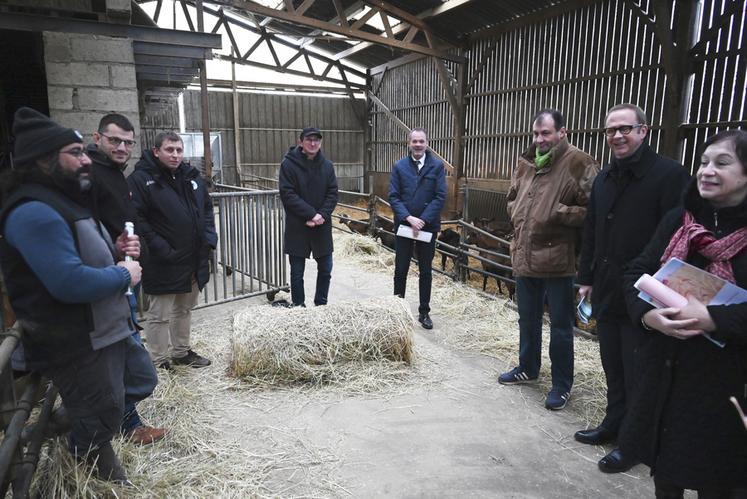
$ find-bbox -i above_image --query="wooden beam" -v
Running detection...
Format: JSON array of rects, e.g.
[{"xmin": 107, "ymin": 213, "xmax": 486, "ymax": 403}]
[
  {"xmin": 332, "ymin": 41, "xmax": 370, "ymax": 61},
  {"xmin": 217, "ymin": 54, "xmax": 367, "ymax": 88},
  {"xmin": 379, "ymin": 9, "xmax": 394, "ymax": 38},
  {"xmin": 433, "ymin": 57, "xmax": 459, "ymax": 118},
  {"xmin": 369, "ymin": 52, "xmax": 426, "ymax": 75},
  {"xmin": 295, "ymin": 0, "xmax": 316, "ymax": 16},
  {"xmin": 368, "ymin": 92, "xmax": 455, "ymax": 173},
  {"xmin": 196, "ymin": 2, "xmax": 367, "ymax": 80},
  {"xmin": 226, "ymin": 0, "xmax": 465, "ymax": 62},
  {"xmin": 361, "ymin": 0, "xmax": 429, "ymax": 31},
  {"xmin": 466, "ymin": 39, "xmax": 496, "ymax": 94},
  {"xmin": 332, "ymin": 0, "xmax": 349, "ymax": 28}
]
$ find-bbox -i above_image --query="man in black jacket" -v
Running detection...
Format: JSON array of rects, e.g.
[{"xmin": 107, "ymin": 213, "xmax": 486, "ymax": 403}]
[
  {"xmin": 574, "ymin": 104, "xmax": 690, "ymax": 473},
  {"xmin": 279, "ymin": 127, "xmax": 338, "ymax": 307},
  {"xmin": 128, "ymin": 131, "xmax": 217, "ymax": 369},
  {"xmin": 88, "ymin": 114, "xmax": 167, "ymax": 445}
]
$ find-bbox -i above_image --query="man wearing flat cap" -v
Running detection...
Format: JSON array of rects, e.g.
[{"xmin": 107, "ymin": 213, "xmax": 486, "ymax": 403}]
[
  {"xmin": 279, "ymin": 127, "xmax": 338, "ymax": 307},
  {"xmin": 0, "ymin": 107, "xmax": 144, "ymax": 483}
]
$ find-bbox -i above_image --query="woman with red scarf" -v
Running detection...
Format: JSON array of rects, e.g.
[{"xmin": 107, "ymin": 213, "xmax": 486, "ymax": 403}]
[{"xmin": 622, "ymin": 129, "xmax": 747, "ymax": 498}]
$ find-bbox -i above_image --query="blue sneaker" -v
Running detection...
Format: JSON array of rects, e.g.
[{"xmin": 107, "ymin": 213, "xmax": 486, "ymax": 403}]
[
  {"xmin": 545, "ymin": 389, "xmax": 571, "ymax": 410},
  {"xmin": 498, "ymin": 367, "xmax": 538, "ymax": 385}
]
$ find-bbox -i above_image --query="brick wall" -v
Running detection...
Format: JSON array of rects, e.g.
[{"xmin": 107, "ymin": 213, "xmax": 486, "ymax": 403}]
[{"xmin": 43, "ymin": 31, "xmax": 141, "ymax": 166}]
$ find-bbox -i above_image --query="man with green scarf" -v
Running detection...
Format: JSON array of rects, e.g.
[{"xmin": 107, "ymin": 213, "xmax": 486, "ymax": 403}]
[{"xmin": 499, "ymin": 109, "xmax": 599, "ymax": 411}]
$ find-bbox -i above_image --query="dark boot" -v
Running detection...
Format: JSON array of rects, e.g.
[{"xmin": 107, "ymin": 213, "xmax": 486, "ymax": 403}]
[{"xmin": 84, "ymin": 441, "xmax": 130, "ymax": 484}]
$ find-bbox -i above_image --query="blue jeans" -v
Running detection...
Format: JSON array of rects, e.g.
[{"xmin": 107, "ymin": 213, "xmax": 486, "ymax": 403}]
[
  {"xmin": 393, "ymin": 235, "xmax": 436, "ymax": 315},
  {"xmin": 121, "ymin": 333, "xmax": 159, "ymax": 433},
  {"xmin": 516, "ymin": 276, "xmax": 574, "ymax": 393},
  {"xmin": 289, "ymin": 254, "xmax": 333, "ymax": 306}
]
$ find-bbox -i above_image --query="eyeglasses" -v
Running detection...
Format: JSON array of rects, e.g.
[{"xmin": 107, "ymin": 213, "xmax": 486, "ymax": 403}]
[
  {"xmin": 60, "ymin": 148, "xmax": 89, "ymax": 159},
  {"xmin": 103, "ymin": 134, "xmax": 136, "ymax": 148},
  {"xmin": 303, "ymin": 137, "xmax": 322, "ymax": 143},
  {"xmin": 604, "ymin": 124, "xmax": 644, "ymax": 137}
]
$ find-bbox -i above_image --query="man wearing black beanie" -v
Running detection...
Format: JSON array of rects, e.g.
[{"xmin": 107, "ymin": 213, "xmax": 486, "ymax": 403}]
[{"xmin": 0, "ymin": 107, "xmax": 144, "ymax": 484}]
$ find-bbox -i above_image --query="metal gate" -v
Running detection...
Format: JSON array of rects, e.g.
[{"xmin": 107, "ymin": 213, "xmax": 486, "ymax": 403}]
[{"xmin": 199, "ymin": 186, "xmax": 288, "ymax": 307}]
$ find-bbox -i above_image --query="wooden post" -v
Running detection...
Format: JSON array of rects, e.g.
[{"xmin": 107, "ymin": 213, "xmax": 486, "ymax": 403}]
[
  {"xmin": 196, "ymin": 0, "xmax": 212, "ymax": 179},
  {"xmin": 656, "ymin": 0, "xmax": 697, "ymax": 161},
  {"xmin": 231, "ymin": 58, "xmax": 242, "ymax": 186}
]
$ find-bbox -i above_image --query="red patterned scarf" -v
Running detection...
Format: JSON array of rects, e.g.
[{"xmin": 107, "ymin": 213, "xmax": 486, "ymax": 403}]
[{"xmin": 661, "ymin": 211, "xmax": 747, "ymax": 283}]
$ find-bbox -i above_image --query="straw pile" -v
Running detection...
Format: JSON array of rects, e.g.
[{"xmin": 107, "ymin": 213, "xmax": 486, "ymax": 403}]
[
  {"xmin": 333, "ymin": 231, "xmax": 608, "ymax": 427},
  {"xmin": 230, "ymin": 296, "xmax": 415, "ymax": 386}
]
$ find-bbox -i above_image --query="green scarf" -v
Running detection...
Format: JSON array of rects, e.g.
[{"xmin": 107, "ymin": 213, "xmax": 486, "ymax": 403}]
[{"xmin": 535, "ymin": 148, "xmax": 553, "ymax": 169}]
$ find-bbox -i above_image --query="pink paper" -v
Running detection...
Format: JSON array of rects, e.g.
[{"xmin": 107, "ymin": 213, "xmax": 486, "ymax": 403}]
[{"xmin": 636, "ymin": 274, "xmax": 688, "ymax": 308}]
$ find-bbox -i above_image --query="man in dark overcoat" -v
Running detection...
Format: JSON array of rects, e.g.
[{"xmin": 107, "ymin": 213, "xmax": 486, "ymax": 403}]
[
  {"xmin": 575, "ymin": 103, "xmax": 690, "ymax": 473},
  {"xmin": 279, "ymin": 127, "xmax": 338, "ymax": 307}
]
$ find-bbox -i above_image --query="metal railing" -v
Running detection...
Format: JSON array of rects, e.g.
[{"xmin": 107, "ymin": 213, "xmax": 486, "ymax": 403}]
[
  {"xmin": 0, "ymin": 323, "xmax": 57, "ymax": 498},
  {"xmin": 200, "ymin": 188, "xmax": 288, "ymax": 308}
]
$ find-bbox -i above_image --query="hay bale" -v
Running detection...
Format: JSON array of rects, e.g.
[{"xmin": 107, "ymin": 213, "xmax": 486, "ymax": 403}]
[{"xmin": 230, "ymin": 296, "xmax": 415, "ymax": 384}]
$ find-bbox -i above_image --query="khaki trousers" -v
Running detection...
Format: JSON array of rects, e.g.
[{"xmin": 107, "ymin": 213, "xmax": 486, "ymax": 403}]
[{"xmin": 144, "ymin": 281, "xmax": 200, "ymax": 365}]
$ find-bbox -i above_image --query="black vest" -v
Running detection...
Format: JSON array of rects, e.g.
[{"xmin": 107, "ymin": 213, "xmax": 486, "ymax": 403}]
[{"xmin": 0, "ymin": 184, "xmax": 95, "ymax": 360}]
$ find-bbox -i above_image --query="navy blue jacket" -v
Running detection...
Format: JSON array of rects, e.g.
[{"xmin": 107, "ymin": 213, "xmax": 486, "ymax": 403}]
[{"xmin": 388, "ymin": 150, "xmax": 447, "ymax": 233}]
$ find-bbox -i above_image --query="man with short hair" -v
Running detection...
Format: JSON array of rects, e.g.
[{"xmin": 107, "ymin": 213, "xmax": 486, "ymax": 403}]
[
  {"xmin": 574, "ymin": 104, "xmax": 689, "ymax": 472},
  {"xmin": 499, "ymin": 109, "xmax": 599, "ymax": 411},
  {"xmin": 128, "ymin": 131, "xmax": 217, "ymax": 369},
  {"xmin": 88, "ymin": 113, "xmax": 167, "ymax": 445},
  {"xmin": 0, "ymin": 107, "xmax": 143, "ymax": 483},
  {"xmin": 389, "ymin": 127, "xmax": 446, "ymax": 329},
  {"xmin": 279, "ymin": 127, "xmax": 338, "ymax": 307}
]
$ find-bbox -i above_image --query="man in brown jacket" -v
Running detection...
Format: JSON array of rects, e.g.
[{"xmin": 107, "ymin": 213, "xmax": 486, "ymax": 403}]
[{"xmin": 498, "ymin": 109, "xmax": 599, "ymax": 411}]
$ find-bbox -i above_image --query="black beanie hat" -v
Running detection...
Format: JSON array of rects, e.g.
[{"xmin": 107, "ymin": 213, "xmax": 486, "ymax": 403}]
[{"xmin": 12, "ymin": 107, "xmax": 83, "ymax": 165}]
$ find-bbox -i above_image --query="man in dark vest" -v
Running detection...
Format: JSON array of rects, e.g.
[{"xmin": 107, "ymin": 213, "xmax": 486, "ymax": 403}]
[
  {"xmin": 575, "ymin": 103, "xmax": 690, "ymax": 473},
  {"xmin": 88, "ymin": 113, "xmax": 167, "ymax": 445},
  {"xmin": 279, "ymin": 127, "xmax": 338, "ymax": 307},
  {"xmin": 0, "ymin": 107, "xmax": 143, "ymax": 483}
]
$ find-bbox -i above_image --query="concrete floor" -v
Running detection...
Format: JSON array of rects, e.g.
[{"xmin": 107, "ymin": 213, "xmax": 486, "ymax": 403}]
[{"xmin": 190, "ymin": 257, "xmax": 654, "ymax": 498}]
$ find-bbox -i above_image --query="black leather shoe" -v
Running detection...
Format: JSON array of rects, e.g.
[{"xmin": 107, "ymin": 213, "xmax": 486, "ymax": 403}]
[
  {"xmin": 574, "ymin": 426, "xmax": 617, "ymax": 445},
  {"xmin": 598, "ymin": 448, "xmax": 637, "ymax": 474},
  {"xmin": 418, "ymin": 313, "xmax": 433, "ymax": 329}
]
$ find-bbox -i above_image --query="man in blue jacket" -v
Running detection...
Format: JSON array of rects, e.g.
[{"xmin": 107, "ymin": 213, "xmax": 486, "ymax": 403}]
[{"xmin": 389, "ymin": 128, "xmax": 447, "ymax": 329}]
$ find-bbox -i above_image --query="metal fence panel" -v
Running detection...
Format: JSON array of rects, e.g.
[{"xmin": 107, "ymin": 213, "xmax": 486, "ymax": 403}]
[{"xmin": 198, "ymin": 189, "xmax": 288, "ymax": 308}]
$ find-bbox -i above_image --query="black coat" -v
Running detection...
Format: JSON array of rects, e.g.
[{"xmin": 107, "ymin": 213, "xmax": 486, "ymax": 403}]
[
  {"xmin": 127, "ymin": 151, "xmax": 217, "ymax": 295},
  {"xmin": 86, "ymin": 144, "xmax": 138, "ymax": 242},
  {"xmin": 578, "ymin": 144, "xmax": 690, "ymax": 320},
  {"xmin": 279, "ymin": 146, "xmax": 338, "ymax": 258},
  {"xmin": 621, "ymin": 180, "xmax": 747, "ymax": 489}
]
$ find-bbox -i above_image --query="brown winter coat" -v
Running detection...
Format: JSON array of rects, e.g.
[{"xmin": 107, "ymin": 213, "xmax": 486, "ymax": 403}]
[{"xmin": 507, "ymin": 138, "xmax": 599, "ymax": 277}]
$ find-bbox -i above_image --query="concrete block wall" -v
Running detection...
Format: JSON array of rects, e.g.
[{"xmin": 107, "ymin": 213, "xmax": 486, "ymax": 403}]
[{"xmin": 43, "ymin": 31, "xmax": 142, "ymax": 166}]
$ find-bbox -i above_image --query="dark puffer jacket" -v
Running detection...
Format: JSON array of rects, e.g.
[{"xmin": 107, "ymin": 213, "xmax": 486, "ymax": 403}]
[
  {"xmin": 279, "ymin": 146, "xmax": 338, "ymax": 258},
  {"xmin": 621, "ymin": 179, "xmax": 747, "ymax": 489},
  {"xmin": 127, "ymin": 151, "xmax": 217, "ymax": 295}
]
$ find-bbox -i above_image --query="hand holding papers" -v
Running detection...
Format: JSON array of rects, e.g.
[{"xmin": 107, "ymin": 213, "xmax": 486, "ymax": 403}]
[
  {"xmin": 634, "ymin": 258, "xmax": 747, "ymax": 347},
  {"xmin": 396, "ymin": 224, "xmax": 433, "ymax": 243}
]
